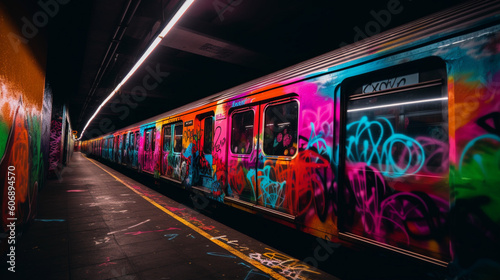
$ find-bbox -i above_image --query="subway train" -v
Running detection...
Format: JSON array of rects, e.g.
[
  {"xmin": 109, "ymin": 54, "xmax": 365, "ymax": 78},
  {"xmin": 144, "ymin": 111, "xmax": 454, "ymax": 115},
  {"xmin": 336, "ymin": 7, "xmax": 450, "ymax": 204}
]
[{"xmin": 82, "ymin": 0, "xmax": 500, "ymax": 274}]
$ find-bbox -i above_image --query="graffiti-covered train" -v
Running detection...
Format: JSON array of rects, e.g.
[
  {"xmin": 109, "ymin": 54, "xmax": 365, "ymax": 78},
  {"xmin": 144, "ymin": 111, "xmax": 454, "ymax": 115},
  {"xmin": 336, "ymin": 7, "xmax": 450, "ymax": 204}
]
[{"xmin": 82, "ymin": 0, "xmax": 500, "ymax": 274}]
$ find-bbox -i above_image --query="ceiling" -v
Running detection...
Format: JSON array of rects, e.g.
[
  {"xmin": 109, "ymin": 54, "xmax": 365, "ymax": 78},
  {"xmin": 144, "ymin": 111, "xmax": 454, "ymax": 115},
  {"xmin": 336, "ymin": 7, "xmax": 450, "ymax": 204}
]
[{"xmin": 45, "ymin": 0, "xmax": 469, "ymax": 140}]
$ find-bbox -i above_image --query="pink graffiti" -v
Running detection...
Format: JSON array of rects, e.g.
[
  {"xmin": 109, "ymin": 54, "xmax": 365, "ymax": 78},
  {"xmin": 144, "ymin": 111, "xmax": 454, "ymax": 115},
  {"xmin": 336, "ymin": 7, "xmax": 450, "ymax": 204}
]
[
  {"xmin": 98, "ymin": 257, "xmax": 117, "ymax": 267},
  {"xmin": 124, "ymin": 227, "xmax": 181, "ymax": 235},
  {"xmin": 346, "ymin": 162, "xmax": 448, "ymax": 246},
  {"xmin": 49, "ymin": 119, "xmax": 63, "ymax": 172},
  {"xmin": 189, "ymin": 217, "xmax": 215, "ymax": 231},
  {"xmin": 166, "ymin": 206, "xmax": 186, "ymax": 212},
  {"xmin": 415, "ymin": 136, "xmax": 449, "ymax": 174},
  {"xmin": 300, "ymin": 105, "xmax": 334, "ymax": 144}
]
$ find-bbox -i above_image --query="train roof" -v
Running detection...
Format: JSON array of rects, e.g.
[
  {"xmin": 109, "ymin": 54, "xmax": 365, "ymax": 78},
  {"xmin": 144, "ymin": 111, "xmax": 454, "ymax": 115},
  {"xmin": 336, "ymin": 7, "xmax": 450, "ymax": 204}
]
[{"xmin": 90, "ymin": 0, "xmax": 500, "ymax": 140}]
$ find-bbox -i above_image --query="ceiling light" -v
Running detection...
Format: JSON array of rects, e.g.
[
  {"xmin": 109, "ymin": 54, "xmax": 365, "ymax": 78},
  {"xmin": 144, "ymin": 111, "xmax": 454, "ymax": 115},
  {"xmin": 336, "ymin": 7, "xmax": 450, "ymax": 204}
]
[{"xmin": 77, "ymin": 0, "xmax": 195, "ymax": 140}]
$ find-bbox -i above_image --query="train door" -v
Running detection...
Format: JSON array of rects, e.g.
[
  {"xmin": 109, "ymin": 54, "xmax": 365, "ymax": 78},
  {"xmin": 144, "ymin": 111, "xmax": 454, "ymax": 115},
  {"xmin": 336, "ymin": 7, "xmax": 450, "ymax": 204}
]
[
  {"xmin": 108, "ymin": 137, "xmax": 113, "ymax": 160},
  {"xmin": 193, "ymin": 114, "xmax": 214, "ymax": 189},
  {"xmin": 172, "ymin": 123, "xmax": 183, "ymax": 180},
  {"xmin": 104, "ymin": 138, "xmax": 108, "ymax": 159},
  {"xmin": 121, "ymin": 133, "xmax": 126, "ymax": 164},
  {"xmin": 114, "ymin": 135, "xmax": 119, "ymax": 162},
  {"xmin": 339, "ymin": 58, "xmax": 450, "ymax": 263},
  {"xmin": 161, "ymin": 124, "xmax": 173, "ymax": 177},
  {"xmin": 132, "ymin": 131, "xmax": 139, "ymax": 168},
  {"xmin": 227, "ymin": 106, "xmax": 259, "ymax": 203},
  {"xmin": 100, "ymin": 139, "xmax": 104, "ymax": 158},
  {"xmin": 160, "ymin": 122, "xmax": 183, "ymax": 181},
  {"xmin": 118, "ymin": 134, "xmax": 123, "ymax": 164},
  {"xmin": 256, "ymin": 99, "xmax": 299, "ymax": 214},
  {"xmin": 123, "ymin": 133, "xmax": 129, "ymax": 165},
  {"xmin": 110, "ymin": 137, "xmax": 114, "ymax": 161},
  {"xmin": 125, "ymin": 132, "xmax": 132, "ymax": 166},
  {"xmin": 143, "ymin": 128, "xmax": 155, "ymax": 172}
]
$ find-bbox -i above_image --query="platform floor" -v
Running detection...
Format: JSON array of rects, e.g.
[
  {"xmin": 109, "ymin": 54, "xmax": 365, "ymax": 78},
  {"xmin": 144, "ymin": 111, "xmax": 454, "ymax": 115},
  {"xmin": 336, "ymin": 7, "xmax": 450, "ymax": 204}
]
[
  {"xmin": 4, "ymin": 153, "xmax": 342, "ymax": 280},
  {"xmin": 2, "ymin": 152, "xmax": 449, "ymax": 280}
]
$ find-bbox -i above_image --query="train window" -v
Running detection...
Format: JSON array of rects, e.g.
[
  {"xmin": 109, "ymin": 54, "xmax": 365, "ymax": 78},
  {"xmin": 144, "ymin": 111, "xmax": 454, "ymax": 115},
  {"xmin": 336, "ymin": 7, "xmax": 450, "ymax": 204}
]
[
  {"xmin": 231, "ymin": 110, "xmax": 254, "ymax": 154},
  {"xmin": 203, "ymin": 116, "xmax": 213, "ymax": 154},
  {"xmin": 115, "ymin": 136, "xmax": 119, "ymax": 159},
  {"xmin": 135, "ymin": 132, "xmax": 140, "ymax": 150},
  {"xmin": 174, "ymin": 124, "xmax": 183, "ymax": 153},
  {"xmin": 152, "ymin": 129, "xmax": 156, "ymax": 151},
  {"xmin": 129, "ymin": 133, "xmax": 134, "ymax": 154},
  {"xmin": 263, "ymin": 101, "xmax": 299, "ymax": 156},
  {"xmin": 110, "ymin": 138, "xmax": 114, "ymax": 158},
  {"xmin": 121, "ymin": 134, "xmax": 125, "ymax": 155},
  {"xmin": 163, "ymin": 126, "xmax": 172, "ymax": 151},
  {"xmin": 344, "ymin": 58, "xmax": 448, "ymax": 175},
  {"xmin": 129, "ymin": 133, "xmax": 134, "ymax": 148},
  {"xmin": 145, "ymin": 130, "xmax": 151, "ymax": 151}
]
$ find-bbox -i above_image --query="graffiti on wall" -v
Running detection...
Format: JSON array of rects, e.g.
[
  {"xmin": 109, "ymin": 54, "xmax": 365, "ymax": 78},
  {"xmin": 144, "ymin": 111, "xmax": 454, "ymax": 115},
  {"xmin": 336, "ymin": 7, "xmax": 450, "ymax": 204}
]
[
  {"xmin": 0, "ymin": 2, "xmax": 47, "ymax": 242},
  {"xmin": 48, "ymin": 118, "xmax": 63, "ymax": 176}
]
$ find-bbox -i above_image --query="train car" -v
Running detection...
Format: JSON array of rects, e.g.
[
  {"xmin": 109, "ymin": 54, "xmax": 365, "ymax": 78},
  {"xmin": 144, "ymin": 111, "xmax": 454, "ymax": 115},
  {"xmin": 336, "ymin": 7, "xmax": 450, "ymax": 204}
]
[{"xmin": 82, "ymin": 0, "xmax": 500, "ymax": 275}]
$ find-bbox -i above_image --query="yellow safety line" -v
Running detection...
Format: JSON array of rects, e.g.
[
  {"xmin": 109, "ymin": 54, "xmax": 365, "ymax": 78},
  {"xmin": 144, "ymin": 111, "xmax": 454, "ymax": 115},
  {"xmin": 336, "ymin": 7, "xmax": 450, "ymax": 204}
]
[{"xmin": 85, "ymin": 156, "xmax": 287, "ymax": 280}]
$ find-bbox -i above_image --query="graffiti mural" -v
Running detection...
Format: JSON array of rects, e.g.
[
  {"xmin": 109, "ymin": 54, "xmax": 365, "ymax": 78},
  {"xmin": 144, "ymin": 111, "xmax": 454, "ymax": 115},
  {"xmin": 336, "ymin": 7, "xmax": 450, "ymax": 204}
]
[
  {"xmin": 48, "ymin": 118, "xmax": 63, "ymax": 176},
  {"xmin": 40, "ymin": 84, "xmax": 53, "ymax": 190},
  {"xmin": 0, "ymin": 2, "xmax": 50, "ymax": 252}
]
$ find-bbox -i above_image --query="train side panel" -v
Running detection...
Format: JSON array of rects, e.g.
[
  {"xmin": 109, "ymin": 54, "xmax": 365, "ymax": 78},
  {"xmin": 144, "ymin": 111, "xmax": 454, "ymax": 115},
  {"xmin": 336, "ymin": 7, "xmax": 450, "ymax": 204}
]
[
  {"xmin": 446, "ymin": 26, "xmax": 500, "ymax": 270},
  {"xmin": 331, "ymin": 25, "xmax": 500, "ymax": 266}
]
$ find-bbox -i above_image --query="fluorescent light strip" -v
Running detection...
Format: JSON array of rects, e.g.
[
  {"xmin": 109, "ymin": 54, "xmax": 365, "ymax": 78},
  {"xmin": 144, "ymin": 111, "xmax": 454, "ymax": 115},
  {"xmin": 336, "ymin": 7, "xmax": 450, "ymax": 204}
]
[
  {"xmin": 347, "ymin": 97, "xmax": 448, "ymax": 113},
  {"xmin": 77, "ymin": 0, "xmax": 195, "ymax": 140}
]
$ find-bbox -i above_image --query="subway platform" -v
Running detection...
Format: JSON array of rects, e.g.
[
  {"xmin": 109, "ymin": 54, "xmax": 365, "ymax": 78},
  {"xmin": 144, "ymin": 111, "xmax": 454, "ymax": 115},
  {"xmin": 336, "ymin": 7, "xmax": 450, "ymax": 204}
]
[
  {"xmin": 1, "ymin": 152, "xmax": 448, "ymax": 280},
  {"xmin": 3, "ymin": 152, "xmax": 343, "ymax": 280}
]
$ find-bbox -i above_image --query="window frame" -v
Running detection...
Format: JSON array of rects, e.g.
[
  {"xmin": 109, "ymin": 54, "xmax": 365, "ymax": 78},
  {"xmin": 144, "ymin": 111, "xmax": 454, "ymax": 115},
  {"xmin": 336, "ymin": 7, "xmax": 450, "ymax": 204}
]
[
  {"xmin": 135, "ymin": 131, "xmax": 140, "ymax": 151},
  {"xmin": 128, "ymin": 132, "xmax": 134, "ymax": 151},
  {"xmin": 203, "ymin": 116, "xmax": 214, "ymax": 155},
  {"xmin": 341, "ymin": 57, "xmax": 448, "ymax": 176},
  {"xmin": 122, "ymin": 133, "xmax": 126, "ymax": 154},
  {"xmin": 230, "ymin": 109, "xmax": 255, "ymax": 156},
  {"xmin": 162, "ymin": 124, "xmax": 172, "ymax": 152},
  {"xmin": 152, "ymin": 128, "xmax": 156, "ymax": 152},
  {"xmin": 262, "ymin": 100, "xmax": 300, "ymax": 158},
  {"xmin": 173, "ymin": 123, "xmax": 183, "ymax": 153},
  {"xmin": 144, "ymin": 129, "xmax": 151, "ymax": 152}
]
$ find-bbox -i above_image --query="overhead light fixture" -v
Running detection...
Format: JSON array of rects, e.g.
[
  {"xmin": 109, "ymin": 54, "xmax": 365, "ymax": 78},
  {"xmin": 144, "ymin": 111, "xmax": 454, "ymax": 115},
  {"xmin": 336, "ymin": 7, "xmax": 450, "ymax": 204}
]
[{"xmin": 77, "ymin": 0, "xmax": 195, "ymax": 140}]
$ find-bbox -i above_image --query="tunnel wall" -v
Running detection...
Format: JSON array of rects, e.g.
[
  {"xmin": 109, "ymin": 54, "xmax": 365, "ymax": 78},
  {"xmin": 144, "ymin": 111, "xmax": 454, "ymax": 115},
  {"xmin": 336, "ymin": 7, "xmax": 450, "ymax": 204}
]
[
  {"xmin": 0, "ymin": 2, "xmax": 49, "ymax": 247},
  {"xmin": 48, "ymin": 103, "xmax": 74, "ymax": 179}
]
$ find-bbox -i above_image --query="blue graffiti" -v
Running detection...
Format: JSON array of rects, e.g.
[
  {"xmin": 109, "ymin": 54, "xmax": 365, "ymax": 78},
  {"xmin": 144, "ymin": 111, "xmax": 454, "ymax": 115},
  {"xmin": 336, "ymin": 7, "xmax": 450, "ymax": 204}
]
[
  {"xmin": 459, "ymin": 134, "xmax": 500, "ymax": 173},
  {"xmin": 183, "ymin": 143, "xmax": 193, "ymax": 158},
  {"xmin": 306, "ymin": 122, "xmax": 334, "ymax": 161},
  {"xmin": 207, "ymin": 252, "xmax": 237, "ymax": 258},
  {"xmin": 247, "ymin": 166, "xmax": 286, "ymax": 209},
  {"xmin": 35, "ymin": 219, "xmax": 65, "ymax": 222},
  {"xmin": 238, "ymin": 262, "xmax": 270, "ymax": 280},
  {"xmin": 346, "ymin": 116, "xmax": 425, "ymax": 178},
  {"xmin": 164, "ymin": 233, "xmax": 179, "ymax": 240}
]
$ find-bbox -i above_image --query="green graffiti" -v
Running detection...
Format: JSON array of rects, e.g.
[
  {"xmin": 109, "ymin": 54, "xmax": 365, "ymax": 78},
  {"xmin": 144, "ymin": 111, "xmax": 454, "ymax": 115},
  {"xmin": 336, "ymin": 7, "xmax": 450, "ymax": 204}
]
[
  {"xmin": 0, "ymin": 118, "xmax": 8, "ymax": 159},
  {"xmin": 28, "ymin": 115, "xmax": 43, "ymax": 189},
  {"xmin": 457, "ymin": 134, "xmax": 500, "ymax": 222}
]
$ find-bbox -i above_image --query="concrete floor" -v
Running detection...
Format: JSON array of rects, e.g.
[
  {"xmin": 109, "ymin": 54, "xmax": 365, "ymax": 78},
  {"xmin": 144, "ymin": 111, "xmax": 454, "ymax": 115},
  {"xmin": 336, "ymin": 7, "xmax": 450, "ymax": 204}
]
[{"xmin": 3, "ymin": 153, "xmax": 341, "ymax": 280}]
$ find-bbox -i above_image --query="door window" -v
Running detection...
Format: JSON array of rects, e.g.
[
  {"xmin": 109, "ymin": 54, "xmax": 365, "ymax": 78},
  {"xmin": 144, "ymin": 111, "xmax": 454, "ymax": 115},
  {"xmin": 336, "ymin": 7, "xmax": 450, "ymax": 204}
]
[
  {"xmin": 231, "ymin": 110, "xmax": 254, "ymax": 154},
  {"xmin": 263, "ymin": 101, "xmax": 299, "ymax": 156}
]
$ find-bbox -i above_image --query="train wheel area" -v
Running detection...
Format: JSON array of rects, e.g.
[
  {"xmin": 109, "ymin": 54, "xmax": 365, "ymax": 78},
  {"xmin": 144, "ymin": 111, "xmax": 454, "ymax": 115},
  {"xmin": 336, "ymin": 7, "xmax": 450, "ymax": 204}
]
[{"xmin": 1, "ymin": 151, "xmax": 451, "ymax": 280}]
